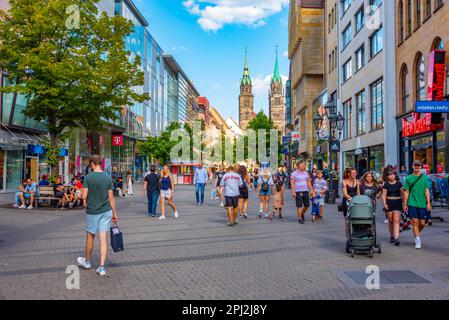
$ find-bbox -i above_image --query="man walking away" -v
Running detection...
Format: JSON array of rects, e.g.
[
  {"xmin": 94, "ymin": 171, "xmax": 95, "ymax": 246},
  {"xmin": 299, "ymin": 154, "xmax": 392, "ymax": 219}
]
[
  {"xmin": 143, "ymin": 165, "xmax": 160, "ymax": 217},
  {"xmin": 77, "ymin": 155, "xmax": 118, "ymax": 276},
  {"xmin": 194, "ymin": 163, "xmax": 208, "ymax": 206},
  {"xmin": 403, "ymin": 160, "xmax": 432, "ymax": 249},
  {"xmin": 220, "ymin": 165, "xmax": 243, "ymax": 226}
]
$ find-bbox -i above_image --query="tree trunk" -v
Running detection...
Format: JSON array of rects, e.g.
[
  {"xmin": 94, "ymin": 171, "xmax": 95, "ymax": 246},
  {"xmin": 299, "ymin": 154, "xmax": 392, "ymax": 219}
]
[{"xmin": 49, "ymin": 133, "xmax": 59, "ymax": 179}]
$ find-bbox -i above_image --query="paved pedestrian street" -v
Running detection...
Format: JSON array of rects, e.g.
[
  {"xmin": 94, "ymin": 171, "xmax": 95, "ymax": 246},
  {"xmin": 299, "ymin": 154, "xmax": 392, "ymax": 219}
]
[{"xmin": 1, "ymin": 183, "xmax": 449, "ymax": 300}]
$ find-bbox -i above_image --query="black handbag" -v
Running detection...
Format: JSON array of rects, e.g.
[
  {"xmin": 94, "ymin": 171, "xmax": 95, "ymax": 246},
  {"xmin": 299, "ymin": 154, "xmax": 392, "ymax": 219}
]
[
  {"xmin": 110, "ymin": 224, "xmax": 124, "ymax": 253},
  {"xmin": 338, "ymin": 204, "xmax": 344, "ymax": 212}
]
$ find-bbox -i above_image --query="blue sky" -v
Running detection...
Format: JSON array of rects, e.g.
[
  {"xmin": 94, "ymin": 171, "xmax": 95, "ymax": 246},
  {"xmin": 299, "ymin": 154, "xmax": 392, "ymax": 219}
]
[{"xmin": 133, "ymin": 0, "xmax": 289, "ymax": 120}]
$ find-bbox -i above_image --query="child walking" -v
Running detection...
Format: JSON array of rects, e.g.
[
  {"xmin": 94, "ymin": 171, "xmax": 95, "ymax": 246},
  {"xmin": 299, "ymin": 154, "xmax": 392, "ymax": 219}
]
[
  {"xmin": 312, "ymin": 170, "xmax": 327, "ymax": 222},
  {"xmin": 270, "ymin": 180, "xmax": 284, "ymax": 221}
]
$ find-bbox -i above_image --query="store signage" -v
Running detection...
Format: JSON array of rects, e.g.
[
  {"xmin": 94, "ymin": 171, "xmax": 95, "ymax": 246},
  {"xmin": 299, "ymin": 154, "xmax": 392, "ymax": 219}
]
[
  {"xmin": 291, "ymin": 132, "xmax": 300, "ymax": 142},
  {"xmin": 355, "ymin": 148, "xmax": 363, "ymax": 155},
  {"xmin": 329, "ymin": 141, "xmax": 340, "ymax": 152},
  {"xmin": 27, "ymin": 144, "xmax": 45, "ymax": 155},
  {"xmin": 112, "ymin": 135, "xmax": 123, "ymax": 147},
  {"xmin": 58, "ymin": 148, "xmax": 69, "ymax": 157},
  {"xmin": 402, "ymin": 113, "xmax": 443, "ymax": 138},
  {"xmin": 282, "ymin": 135, "xmax": 292, "ymax": 145},
  {"xmin": 427, "ymin": 50, "xmax": 446, "ymax": 101},
  {"xmin": 415, "ymin": 101, "xmax": 449, "ymax": 113}
]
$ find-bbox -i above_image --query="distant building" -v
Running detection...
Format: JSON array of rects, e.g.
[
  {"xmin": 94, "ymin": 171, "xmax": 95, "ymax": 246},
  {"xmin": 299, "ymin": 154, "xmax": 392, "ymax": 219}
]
[
  {"xmin": 269, "ymin": 48, "xmax": 285, "ymax": 132},
  {"xmin": 226, "ymin": 117, "xmax": 244, "ymax": 138},
  {"xmin": 238, "ymin": 49, "xmax": 255, "ymax": 130}
]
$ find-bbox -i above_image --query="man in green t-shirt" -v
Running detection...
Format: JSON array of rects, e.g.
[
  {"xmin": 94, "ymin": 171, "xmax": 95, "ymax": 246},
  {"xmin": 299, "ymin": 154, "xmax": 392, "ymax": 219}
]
[
  {"xmin": 77, "ymin": 155, "xmax": 118, "ymax": 276},
  {"xmin": 403, "ymin": 160, "xmax": 431, "ymax": 250}
]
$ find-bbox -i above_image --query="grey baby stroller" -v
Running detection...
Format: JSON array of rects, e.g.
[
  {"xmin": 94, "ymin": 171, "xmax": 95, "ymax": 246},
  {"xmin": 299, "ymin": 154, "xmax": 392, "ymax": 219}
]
[{"xmin": 346, "ymin": 195, "xmax": 381, "ymax": 258}]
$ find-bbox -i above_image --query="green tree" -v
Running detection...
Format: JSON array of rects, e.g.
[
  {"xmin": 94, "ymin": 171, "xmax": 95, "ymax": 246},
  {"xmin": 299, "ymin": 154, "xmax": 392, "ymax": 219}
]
[
  {"xmin": 0, "ymin": 0, "xmax": 146, "ymax": 173},
  {"xmin": 244, "ymin": 111, "xmax": 282, "ymax": 165}
]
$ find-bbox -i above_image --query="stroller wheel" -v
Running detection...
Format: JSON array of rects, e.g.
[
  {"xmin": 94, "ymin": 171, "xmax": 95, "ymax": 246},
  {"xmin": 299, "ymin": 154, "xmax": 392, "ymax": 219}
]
[
  {"xmin": 346, "ymin": 240, "xmax": 350, "ymax": 254},
  {"xmin": 377, "ymin": 242, "xmax": 382, "ymax": 254},
  {"xmin": 369, "ymin": 248, "xmax": 374, "ymax": 258},
  {"xmin": 350, "ymin": 248, "xmax": 355, "ymax": 258}
]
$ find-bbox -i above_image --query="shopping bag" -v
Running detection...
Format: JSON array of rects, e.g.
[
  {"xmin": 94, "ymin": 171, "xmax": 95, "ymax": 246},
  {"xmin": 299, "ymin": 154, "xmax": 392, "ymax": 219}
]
[
  {"xmin": 210, "ymin": 188, "xmax": 217, "ymax": 200},
  {"xmin": 400, "ymin": 211, "xmax": 412, "ymax": 233},
  {"xmin": 110, "ymin": 224, "xmax": 124, "ymax": 253}
]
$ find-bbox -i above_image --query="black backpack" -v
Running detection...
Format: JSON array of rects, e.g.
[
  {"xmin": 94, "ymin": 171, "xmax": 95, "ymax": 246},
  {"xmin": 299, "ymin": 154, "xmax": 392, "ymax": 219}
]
[{"xmin": 261, "ymin": 178, "xmax": 270, "ymax": 192}]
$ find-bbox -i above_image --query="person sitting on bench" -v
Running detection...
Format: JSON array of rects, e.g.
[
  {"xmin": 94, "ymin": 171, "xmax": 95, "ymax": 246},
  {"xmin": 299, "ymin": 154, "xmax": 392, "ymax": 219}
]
[
  {"xmin": 53, "ymin": 177, "xmax": 70, "ymax": 209},
  {"xmin": 19, "ymin": 178, "xmax": 37, "ymax": 210}
]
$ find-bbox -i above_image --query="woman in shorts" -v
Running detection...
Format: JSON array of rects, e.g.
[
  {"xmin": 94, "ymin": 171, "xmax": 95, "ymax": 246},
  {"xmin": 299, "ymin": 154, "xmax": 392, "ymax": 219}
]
[
  {"xmin": 158, "ymin": 165, "xmax": 179, "ymax": 220},
  {"xmin": 382, "ymin": 169, "xmax": 404, "ymax": 246},
  {"xmin": 237, "ymin": 165, "xmax": 251, "ymax": 219},
  {"xmin": 258, "ymin": 170, "xmax": 274, "ymax": 218}
]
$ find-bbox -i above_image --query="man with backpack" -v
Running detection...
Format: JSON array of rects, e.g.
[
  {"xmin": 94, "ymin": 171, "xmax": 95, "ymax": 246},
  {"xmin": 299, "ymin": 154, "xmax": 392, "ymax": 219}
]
[
  {"xmin": 403, "ymin": 160, "xmax": 432, "ymax": 249},
  {"xmin": 291, "ymin": 160, "xmax": 316, "ymax": 224}
]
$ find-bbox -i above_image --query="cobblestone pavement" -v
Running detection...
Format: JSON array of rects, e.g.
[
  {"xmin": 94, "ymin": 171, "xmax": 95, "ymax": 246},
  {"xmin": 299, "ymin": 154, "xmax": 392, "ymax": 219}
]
[{"xmin": 1, "ymin": 183, "xmax": 449, "ymax": 300}]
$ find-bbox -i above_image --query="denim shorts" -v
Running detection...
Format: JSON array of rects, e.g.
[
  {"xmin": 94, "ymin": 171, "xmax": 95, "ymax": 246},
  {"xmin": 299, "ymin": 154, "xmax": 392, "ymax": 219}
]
[
  {"xmin": 259, "ymin": 189, "xmax": 271, "ymax": 196},
  {"xmin": 86, "ymin": 210, "xmax": 113, "ymax": 235}
]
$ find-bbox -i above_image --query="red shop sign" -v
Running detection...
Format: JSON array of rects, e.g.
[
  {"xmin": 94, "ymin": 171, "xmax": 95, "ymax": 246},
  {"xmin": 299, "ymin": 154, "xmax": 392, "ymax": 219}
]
[
  {"xmin": 402, "ymin": 113, "xmax": 443, "ymax": 138},
  {"xmin": 112, "ymin": 135, "xmax": 123, "ymax": 147}
]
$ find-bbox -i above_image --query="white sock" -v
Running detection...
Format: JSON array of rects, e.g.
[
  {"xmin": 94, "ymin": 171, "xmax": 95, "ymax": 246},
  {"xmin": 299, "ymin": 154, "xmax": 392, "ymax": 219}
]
[{"xmin": 416, "ymin": 237, "xmax": 421, "ymax": 242}]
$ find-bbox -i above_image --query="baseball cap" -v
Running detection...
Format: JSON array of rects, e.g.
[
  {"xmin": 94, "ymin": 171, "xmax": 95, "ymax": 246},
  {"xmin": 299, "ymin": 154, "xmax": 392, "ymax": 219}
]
[{"xmin": 412, "ymin": 160, "xmax": 423, "ymax": 167}]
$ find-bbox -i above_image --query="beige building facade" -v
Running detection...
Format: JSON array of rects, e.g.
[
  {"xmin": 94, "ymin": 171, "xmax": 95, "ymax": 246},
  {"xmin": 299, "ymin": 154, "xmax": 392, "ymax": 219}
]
[{"xmin": 288, "ymin": 0, "xmax": 324, "ymax": 166}]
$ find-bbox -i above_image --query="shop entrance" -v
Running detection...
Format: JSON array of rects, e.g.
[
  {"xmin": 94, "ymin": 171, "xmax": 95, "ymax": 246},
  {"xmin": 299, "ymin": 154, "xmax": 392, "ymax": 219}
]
[{"xmin": 25, "ymin": 156, "xmax": 39, "ymax": 182}]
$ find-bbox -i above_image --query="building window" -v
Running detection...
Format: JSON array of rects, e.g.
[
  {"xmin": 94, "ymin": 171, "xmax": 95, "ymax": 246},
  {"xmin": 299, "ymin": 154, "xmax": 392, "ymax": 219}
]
[
  {"xmin": 425, "ymin": 0, "xmax": 432, "ymax": 18},
  {"xmin": 342, "ymin": 23, "xmax": 352, "ymax": 49},
  {"xmin": 406, "ymin": 0, "xmax": 412, "ymax": 35},
  {"xmin": 355, "ymin": 6, "xmax": 365, "ymax": 33},
  {"xmin": 370, "ymin": 27, "xmax": 383, "ymax": 57},
  {"xmin": 415, "ymin": 0, "xmax": 421, "ymax": 28},
  {"xmin": 398, "ymin": 1, "xmax": 404, "ymax": 43},
  {"xmin": 343, "ymin": 99, "xmax": 353, "ymax": 139},
  {"xmin": 435, "ymin": 0, "xmax": 443, "ymax": 10},
  {"xmin": 342, "ymin": 0, "xmax": 351, "ymax": 16},
  {"xmin": 343, "ymin": 59, "xmax": 353, "ymax": 82},
  {"xmin": 432, "ymin": 37, "xmax": 445, "ymax": 50},
  {"xmin": 369, "ymin": 0, "xmax": 382, "ymax": 12},
  {"xmin": 401, "ymin": 65, "xmax": 411, "ymax": 113},
  {"xmin": 371, "ymin": 79, "xmax": 384, "ymax": 130},
  {"xmin": 355, "ymin": 45, "xmax": 365, "ymax": 71},
  {"xmin": 356, "ymin": 90, "xmax": 366, "ymax": 136},
  {"xmin": 416, "ymin": 53, "xmax": 426, "ymax": 101}
]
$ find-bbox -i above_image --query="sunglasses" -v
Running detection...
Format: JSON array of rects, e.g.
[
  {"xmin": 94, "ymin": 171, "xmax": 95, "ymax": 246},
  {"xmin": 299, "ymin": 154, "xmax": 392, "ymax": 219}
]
[{"xmin": 413, "ymin": 164, "xmax": 422, "ymax": 167}]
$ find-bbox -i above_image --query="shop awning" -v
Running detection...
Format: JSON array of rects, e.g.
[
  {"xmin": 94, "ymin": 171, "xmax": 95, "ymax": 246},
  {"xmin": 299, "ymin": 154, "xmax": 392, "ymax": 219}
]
[{"xmin": 0, "ymin": 127, "xmax": 44, "ymax": 149}]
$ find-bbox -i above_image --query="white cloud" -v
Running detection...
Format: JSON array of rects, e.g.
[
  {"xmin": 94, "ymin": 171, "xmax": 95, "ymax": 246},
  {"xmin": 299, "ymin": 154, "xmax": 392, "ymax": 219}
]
[
  {"xmin": 252, "ymin": 74, "xmax": 288, "ymax": 96},
  {"xmin": 171, "ymin": 46, "xmax": 189, "ymax": 52},
  {"xmin": 283, "ymin": 50, "xmax": 288, "ymax": 57},
  {"xmin": 182, "ymin": 0, "xmax": 289, "ymax": 32}
]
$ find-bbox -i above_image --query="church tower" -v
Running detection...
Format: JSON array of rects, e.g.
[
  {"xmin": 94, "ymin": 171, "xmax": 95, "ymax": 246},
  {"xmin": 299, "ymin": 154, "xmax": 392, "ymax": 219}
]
[
  {"xmin": 239, "ymin": 48, "xmax": 254, "ymax": 130},
  {"xmin": 269, "ymin": 47, "xmax": 285, "ymax": 132}
]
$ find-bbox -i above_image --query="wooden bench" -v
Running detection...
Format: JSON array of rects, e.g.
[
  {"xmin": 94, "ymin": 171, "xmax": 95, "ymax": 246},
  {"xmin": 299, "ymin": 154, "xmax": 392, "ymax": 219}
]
[{"xmin": 36, "ymin": 186, "xmax": 65, "ymax": 208}]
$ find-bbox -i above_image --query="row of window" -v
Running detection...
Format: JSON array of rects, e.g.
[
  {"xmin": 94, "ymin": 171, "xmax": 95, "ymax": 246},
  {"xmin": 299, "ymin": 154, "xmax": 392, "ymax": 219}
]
[
  {"xmin": 328, "ymin": 2, "xmax": 338, "ymax": 33},
  {"xmin": 342, "ymin": 27, "xmax": 383, "ymax": 82},
  {"xmin": 343, "ymin": 78, "xmax": 384, "ymax": 140},
  {"xmin": 341, "ymin": 0, "xmax": 382, "ymax": 19},
  {"xmin": 328, "ymin": 46, "xmax": 338, "ymax": 74},
  {"xmin": 399, "ymin": 37, "xmax": 445, "ymax": 115},
  {"xmin": 397, "ymin": 0, "xmax": 444, "ymax": 44}
]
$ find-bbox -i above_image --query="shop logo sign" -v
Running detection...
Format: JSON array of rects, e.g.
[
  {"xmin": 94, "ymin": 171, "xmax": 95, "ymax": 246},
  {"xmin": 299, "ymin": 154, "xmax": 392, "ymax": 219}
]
[{"xmin": 112, "ymin": 135, "xmax": 123, "ymax": 147}]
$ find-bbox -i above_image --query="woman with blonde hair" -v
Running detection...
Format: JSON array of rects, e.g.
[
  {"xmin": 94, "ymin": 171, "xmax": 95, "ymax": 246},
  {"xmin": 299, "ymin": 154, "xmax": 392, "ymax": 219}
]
[
  {"xmin": 158, "ymin": 165, "xmax": 179, "ymax": 220},
  {"xmin": 258, "ymin": 169, "xmax": 274, "ymax": 218}
]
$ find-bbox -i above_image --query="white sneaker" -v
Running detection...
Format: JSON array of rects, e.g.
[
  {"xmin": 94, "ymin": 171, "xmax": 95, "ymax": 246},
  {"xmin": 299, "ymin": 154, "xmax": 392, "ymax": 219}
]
[
  {"xmin": 384, "ymin": 219, "xmax": 389, "ymax": 224},
  {"xmin": 415, "ymin": 238, "xmax": 422, "ymax": 249},
  {"xmin": 19, "ymin": 205, "xmax": 26, "ymax": 209},
  {"xmin": 26, "ymin": 206, "xmax": 33, "ymax": 210},
  {"xmin": 174, "ymin": 211, "xmax": 179, "ymax": 219},
  {"xmin": 96, "ymin": 266, "xmax": 106, "ymax": 276},
  {"xmin": 264, "ymin": 213, "xmax": 268, "ymax": 218},
  {"xmin": 77, "ymin": 257, "xmax": 91, "ymax": 269},
  {"xmin": 12, "ymin": 204, "xmax": 19, "ymax": 208},
  {"xmin": 219, "ymin": 202, "xmax": 224, "ymax": 207},
  {"xmin": 158, "ymin": 215, "xmax": 166, "ymax": 220}
]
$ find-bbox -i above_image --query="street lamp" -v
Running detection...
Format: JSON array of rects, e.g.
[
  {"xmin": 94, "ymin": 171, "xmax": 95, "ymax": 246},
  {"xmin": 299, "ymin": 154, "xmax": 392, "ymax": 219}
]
[{"xmin": 313, "ymin": 98, "xmax": 345, "ymax": 204}]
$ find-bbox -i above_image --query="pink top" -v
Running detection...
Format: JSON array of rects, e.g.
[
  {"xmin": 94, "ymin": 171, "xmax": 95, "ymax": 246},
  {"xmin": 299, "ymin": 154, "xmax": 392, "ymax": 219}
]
[{"xmin": 291, "ymin": 170, "xmax": 310, "ymax": 192}]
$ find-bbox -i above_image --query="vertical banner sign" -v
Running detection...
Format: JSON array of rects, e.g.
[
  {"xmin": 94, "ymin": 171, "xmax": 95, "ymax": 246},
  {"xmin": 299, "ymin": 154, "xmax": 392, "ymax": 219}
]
[
  {"xmin": 112, "ymin": 135, "xmax": 123, "ymax": 147},
  {"xmin": 427, "ymin": 50, "xmax": 446, "ymax": 124}
]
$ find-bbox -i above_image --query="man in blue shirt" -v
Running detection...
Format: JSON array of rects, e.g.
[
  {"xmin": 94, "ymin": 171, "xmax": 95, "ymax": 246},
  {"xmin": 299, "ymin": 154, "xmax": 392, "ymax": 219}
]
[
  {"xmin": 194, "ymin": 163, "xmax": 208, "ymax": 206},
  {"xmin": 19, "ymin": 178, "xmax": 38, "ymax": 210}
]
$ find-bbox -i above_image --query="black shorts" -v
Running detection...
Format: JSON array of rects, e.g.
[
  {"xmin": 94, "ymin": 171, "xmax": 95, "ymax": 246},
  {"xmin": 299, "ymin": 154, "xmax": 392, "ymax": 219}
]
[
  {"xmin": 295, "ymin": 192, "xmax": 310, "ymax": 208},
  {"xmin": 55, "ymin": 191, "xmax": 65, "ymax": 198},
  {"xmin": 225, "ymin": 196, "xmax": 239, "ymax": 208},
  {"xmin": 239, "ymin": 186, "xmax": 249, "ymax": 199},
  {"xmin": 386, "ymin": 199, "xmax": 403, "ymax": 212}
]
